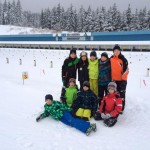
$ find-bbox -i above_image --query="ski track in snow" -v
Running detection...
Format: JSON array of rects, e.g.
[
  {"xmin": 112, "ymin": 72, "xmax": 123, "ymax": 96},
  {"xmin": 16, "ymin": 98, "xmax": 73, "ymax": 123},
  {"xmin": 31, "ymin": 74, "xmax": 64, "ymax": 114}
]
[{"xmin": 0, "ymin": 48, "xmax": 150, "ymax": 150}]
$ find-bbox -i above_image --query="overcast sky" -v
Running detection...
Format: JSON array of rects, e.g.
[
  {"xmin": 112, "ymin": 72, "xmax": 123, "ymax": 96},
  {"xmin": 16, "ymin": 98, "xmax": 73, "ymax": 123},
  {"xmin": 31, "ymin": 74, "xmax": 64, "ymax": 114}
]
[{"xmin": 2, "ymin": 0, "xmax": 150, "ymax": 13}]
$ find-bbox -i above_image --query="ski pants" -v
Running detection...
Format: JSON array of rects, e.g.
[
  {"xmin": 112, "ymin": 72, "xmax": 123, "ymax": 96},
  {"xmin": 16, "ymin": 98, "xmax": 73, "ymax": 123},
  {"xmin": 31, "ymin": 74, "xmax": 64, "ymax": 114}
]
[
  {"xmin": 60, "ymin": 111, "xmax": 90, "ymax": 133},
  {"xmin": 115, "ymin": 80, "xmax": 127, "ymax": 111},
  {"xmin": 89, "ymin": 79, "xmax": 98, "ymax": 96}
]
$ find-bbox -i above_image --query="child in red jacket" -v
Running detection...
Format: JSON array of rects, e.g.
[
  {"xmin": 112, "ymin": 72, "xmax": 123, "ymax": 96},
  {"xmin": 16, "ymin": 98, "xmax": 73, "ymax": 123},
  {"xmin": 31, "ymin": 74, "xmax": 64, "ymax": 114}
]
[{"xmin": 94, "ymin": 82, "xmax": 122, "ymax": 127}]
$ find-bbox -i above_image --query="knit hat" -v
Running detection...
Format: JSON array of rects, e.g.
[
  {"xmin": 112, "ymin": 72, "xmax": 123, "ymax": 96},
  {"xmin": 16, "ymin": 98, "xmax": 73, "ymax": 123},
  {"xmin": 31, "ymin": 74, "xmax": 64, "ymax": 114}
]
[
  {"xmin": 69, "ymin": 78, "xmax": 76, "ymax": 83},
  {"xmin": 80, "ymin": 51, "xmax": 87, "ymax": 57},
  {"xmin": 83, "ymin": 81, "xmax": 90, "ymax": 88},
  {"xmin": 45, "ymin": 94, "xmax": 53, "ymax": 101},
  {"xmin": 107, "ymin": 82, "xmax": 117, "ymax": 91},
  {"xmin": 113, "ymin": 44, "xmax": 121, "ymax": 52},
  {"xmin": 90, "ymin": 51, "xmax": 97, "ymax": 57},
  {"xmin": 101, "ymin": 52, "xmax": 108, "ymax": 59},
  {"xmin": 70, "ymin": 49, "xmax": 76, "ymax": 55}
]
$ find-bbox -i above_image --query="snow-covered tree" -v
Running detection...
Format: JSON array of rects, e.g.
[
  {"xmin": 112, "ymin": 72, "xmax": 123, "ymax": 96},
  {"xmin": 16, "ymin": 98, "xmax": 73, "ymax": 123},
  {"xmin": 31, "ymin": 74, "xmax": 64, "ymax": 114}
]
[
  {"xmin": 0, "ymin": 1, "xmax": 3, "ymax": 24},
  {"xmin": 16, "ymin": 0, "xmax": 22, "ymax": 25}
]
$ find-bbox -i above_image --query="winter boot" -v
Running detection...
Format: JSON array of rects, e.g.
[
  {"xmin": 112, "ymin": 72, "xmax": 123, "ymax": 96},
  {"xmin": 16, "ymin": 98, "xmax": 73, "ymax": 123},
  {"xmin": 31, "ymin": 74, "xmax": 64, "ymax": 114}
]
[
  {"xmin": 104, "ymin": 118, "xmax": 117, "ymax": 127},
  {"xmin": 86, "ymin": 127, "xmax": 93, "ymax": 136},
  {"xmin": 90, "ymin": 123, "xmax": 97, "ymax": 132}
]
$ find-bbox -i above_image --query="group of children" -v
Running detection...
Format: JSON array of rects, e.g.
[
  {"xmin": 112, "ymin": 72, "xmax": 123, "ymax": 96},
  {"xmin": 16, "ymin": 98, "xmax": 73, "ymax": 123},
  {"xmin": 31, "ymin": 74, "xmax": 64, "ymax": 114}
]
[{"xmin": 36, "ymin": 44, "xmax": 129, "ymax": 136}]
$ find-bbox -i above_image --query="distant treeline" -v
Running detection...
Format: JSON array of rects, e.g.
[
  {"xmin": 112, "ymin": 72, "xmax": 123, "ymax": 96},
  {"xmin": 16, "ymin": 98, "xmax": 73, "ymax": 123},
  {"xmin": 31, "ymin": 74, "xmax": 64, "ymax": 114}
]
[{"xmin": 0, "ymin": 0, "xmax": 150, "ymax": 32}]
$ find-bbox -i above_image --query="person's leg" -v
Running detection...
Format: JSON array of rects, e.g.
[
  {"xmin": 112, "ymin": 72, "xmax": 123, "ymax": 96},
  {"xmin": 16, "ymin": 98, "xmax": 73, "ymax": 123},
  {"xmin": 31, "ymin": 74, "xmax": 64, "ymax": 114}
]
[
  {"xmin": 98, "ymin": 85, "xmax": 105, "ymax": 106},
  {"xmin": 79, "ymin": 81, "xmax": 83, "ymax": 91},
  {"xmin": 93, "ymin": 79, "xmax": 98, "ymax": 96},
  {"xmin": 104, "ymin": 85, "xmax": 108, "ymax": 96},
  {"xmin": 60, "ymin": 111, "xmax": 90, "ymax": 133},
  {"xmin": 94, "ymin": 112, "xmax": 103, "ymax": 120},
  {"xmin": 90, "ymin": 79, "xmax": 94, "ymax": 92},
  {"xmin": 116, "ymin": 81, "xmax": 127, "ymax": 111}
]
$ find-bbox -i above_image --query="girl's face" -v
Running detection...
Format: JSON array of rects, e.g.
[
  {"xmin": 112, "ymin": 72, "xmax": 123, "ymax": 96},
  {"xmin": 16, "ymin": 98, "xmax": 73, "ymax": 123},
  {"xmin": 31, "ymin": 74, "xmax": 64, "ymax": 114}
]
[
  {"xmin": 90, "ymin": 56, "xmax": 96, "ymax": 61},
  {"xmin": 101, "ymin": 56, "xmax": 107, "ymax": 61},
  {"xmin": 83, "ymin": 86, "xmax": 89, "ymax": 91},
  {"xmin": 69, "ymin": 82, "xmax": 75, "ymax": 87},
  {"xmin": 70, "ymin": 53, "xmax": 76, "ymax": 59},
  {"xmin": 45, "ymin": 99, "xmax": 53, "ymax": 105},
  {"xmin": 114, "ymin": 49, "xmax": 120, "ymax": 57},
  {"xmin": 108, "ymin": 89, "xmax": 115, "ymax": 94},
  {"xmin": 81, "ymin": 56, "xmax": 87, "ymax": 61}
]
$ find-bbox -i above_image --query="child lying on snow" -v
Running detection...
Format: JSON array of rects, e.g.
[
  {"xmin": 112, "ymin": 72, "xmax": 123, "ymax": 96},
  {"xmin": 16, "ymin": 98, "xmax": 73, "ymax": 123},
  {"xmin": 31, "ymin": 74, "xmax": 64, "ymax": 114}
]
[
  {"xmin": 36, "ymin": 94, "xmax": 96, "ymax": 136},
  {"xmin": 94, "ymin": 82, "xmax": 123, "ymax": 127}
]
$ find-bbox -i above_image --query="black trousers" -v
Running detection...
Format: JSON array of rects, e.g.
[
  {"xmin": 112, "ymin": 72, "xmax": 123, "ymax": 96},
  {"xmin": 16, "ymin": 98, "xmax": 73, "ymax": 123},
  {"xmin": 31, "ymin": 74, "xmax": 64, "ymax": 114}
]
[
  {"xmin": 98, "ymin": 85, "xmax": 108, "ymax": 105},
  {"xmin": 115, "ymin": 80, "xmax": 127, "ymax": 111}
]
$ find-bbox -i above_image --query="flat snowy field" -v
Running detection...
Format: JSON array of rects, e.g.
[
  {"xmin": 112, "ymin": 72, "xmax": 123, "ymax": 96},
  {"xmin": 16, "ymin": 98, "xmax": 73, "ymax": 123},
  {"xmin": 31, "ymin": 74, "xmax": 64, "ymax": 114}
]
[{"xmin": 0, "ymin": 48, "xmax": 150, "ymax": 150}]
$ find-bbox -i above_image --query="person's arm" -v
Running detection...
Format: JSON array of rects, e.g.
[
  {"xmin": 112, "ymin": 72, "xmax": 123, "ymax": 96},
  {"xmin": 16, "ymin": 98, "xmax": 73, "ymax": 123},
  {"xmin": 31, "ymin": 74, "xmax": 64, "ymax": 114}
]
[
  {"xmin": 36, "ymin": 109, "xmax": 49, "ymax": 122},
  {"xmin": 119, "ymin": 55, "xmax": 129, "ymax": 80},
  {"xmin": 110, "ymin": 97, "xmax": 123, "ymax": 117},
  {"xmin": 99, "ymin": 97, "xmax": 105, "ymax": 113},
  {"xmin": 62, "ymin": 59, "xmax": 68, "ymax": 80}
]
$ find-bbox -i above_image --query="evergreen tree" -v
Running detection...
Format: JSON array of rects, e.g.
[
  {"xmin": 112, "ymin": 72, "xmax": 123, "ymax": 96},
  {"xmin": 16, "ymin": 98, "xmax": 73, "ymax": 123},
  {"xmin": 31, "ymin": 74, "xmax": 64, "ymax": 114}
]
[
  {"xmin": 0, "ymin": 1, "xmax": 3, "ymax": 24},
  {"xmin": 16, "ymin": 0, "xmax": 22, "ymax": 25},
  {"xmin": 126, "ymin": 4, "xmax": 132, "ymax": 30},
  {"xmin": 77, "ymin": 6, "xmax": 85, "ymax": 32}
]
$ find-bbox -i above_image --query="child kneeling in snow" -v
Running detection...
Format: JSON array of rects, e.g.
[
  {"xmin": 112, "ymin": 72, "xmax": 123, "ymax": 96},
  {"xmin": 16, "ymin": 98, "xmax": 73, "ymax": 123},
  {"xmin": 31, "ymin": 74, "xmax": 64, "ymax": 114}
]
[
  {"xmin": 72, "ymin": 81, "xmax": 98, "ymax": 121},
  {"xmin": 36, "ymin": 94, "xmax": 96, "ymax": 136},
  {"xmin": 60, "ymin": 78, "xmax": 78, "ymax": 107},
  {"xmin": 94, "ymin": 82, "xmax": 122, "ymax": 127}
]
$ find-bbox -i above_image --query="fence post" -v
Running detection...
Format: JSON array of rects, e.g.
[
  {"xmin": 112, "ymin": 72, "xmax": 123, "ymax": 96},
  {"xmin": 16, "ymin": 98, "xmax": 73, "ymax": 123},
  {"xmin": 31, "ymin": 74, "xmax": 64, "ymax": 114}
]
[
  {"xmin": 50, "ymin": 61, "xmax": 53, "ymax": 68},
  {"xmin": 34, "ymin": 60, "xmax": 36, "ymax": 67},
  {"xmin": 146, "ymin": 68, "xmax": 150, "ymax": 77},
  {"xmin": 6, "ymin": 58, "xmax": 9, "ymax": 64},
  {"xmin": 19, "ymin": 59, "xmax": 22, "ymax": 65}
]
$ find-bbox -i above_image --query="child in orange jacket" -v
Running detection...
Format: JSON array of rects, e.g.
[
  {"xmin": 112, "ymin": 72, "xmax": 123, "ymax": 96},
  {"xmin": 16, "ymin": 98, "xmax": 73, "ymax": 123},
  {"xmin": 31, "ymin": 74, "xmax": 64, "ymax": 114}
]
[{"xmin": 94, "ymin": 82, "xmax": 122, "ymax": 127}]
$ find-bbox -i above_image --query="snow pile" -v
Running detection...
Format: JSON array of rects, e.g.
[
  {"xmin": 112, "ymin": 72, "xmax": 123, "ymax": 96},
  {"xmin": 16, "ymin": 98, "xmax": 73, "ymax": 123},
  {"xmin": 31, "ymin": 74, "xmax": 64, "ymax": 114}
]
[{"xmin": 0, "ymin": 48, "xmax": 150, "ymax": 150}]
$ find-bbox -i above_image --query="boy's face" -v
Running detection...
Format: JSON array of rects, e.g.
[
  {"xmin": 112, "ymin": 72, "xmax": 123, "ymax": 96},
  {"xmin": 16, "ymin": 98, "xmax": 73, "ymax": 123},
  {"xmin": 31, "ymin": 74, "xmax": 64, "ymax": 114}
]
[
  {"xmin": 90, "ymin": 56, "xmax": 96, "ymax": 61},
  {"xmin": 114, "ymin": 49, "xmax": 120, "ymax": 57},
  {"xmin": 70, "ymin": 53, "xmax": 76, "ymax": 59},
  {"xmin": 81, "ymin": 56, "xmax": 87, "ymax": 61},
  {"xmin": 45, "ymin": 99, "xmax": 53, "ymax": 105},
  {"xmin": 83, "ymin": 86, "xmax": 89, "ymax": 91},
  {"xmin": 69, "ymin": 81, "xmax": 75, "ymax": 87},
  {"xmin": 101, "ymin": 56, "xmax": 107, "ymax": 61},
  {"xmin": 108, "ymin": 89, "xmax": 115, "ymax": 94}
]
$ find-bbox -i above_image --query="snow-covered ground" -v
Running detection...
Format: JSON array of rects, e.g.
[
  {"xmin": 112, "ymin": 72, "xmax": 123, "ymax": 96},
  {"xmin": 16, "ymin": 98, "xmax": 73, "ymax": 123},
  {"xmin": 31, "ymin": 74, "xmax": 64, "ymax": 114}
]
[
  {"xmin": 0, "ymin": 25, "xmax": 55, "ymax": 35},
  {"xmin": 0, "ymin": 48, "xmax": 150, "ymax": 150}
]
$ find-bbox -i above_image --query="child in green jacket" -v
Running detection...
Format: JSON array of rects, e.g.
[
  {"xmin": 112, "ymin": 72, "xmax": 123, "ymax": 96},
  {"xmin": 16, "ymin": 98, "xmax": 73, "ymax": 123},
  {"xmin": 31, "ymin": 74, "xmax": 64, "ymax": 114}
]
[
  {"xmin": 60, "ymin": 78, "xmax": 78, "ymax": 107},
  {"xmin": 36, "ymin": 94, "xmax": 97, "ymax": 136}
]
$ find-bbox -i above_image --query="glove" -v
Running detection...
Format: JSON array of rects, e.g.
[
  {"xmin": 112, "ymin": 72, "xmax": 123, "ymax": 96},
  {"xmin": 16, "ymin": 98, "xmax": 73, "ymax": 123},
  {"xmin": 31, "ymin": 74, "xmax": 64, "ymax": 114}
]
[
  {"xmin": 101, "ymin": 113, "xmax": 111, "ymax": 119},
  {"xmin": 36, "ymin": 114, "xmax": 43, "ymax": 122}
]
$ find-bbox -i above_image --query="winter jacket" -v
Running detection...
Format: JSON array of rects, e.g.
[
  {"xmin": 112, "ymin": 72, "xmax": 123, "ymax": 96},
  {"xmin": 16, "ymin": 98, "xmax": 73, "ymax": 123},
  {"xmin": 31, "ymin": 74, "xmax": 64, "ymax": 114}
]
[
  {"xmin": 110, "ymin": 54, "xmax": 129, "ymax": 81},
  {"xmin": 88, "ymin": 58, "xmax": 98, "ymax": 79},
  {"xmin": 60, "ymin": 86, "xmax": 78, "ymax": 107},
  {"xmin": 62, "ymin": 57, "xmax": 79, "ymax": 80},
  {"xmin": 65, "ymin": 86, "xmax": 78, "ymax": 107},
  {"xmin": 77, "ymin": 58, "xmax": 89, "ymax": 82},
  {"xmin": 99, "ymin": 93, "xmax": 122, "ymax": 118},
  {"xmin": 72, "ymin": 89, "xmax": 98, "ymax": 115},
  {"xmin": 98, "ymin": 59, "xmax": 111, "ymax": 86},
  {"xmin": 41, "ymin": 101, "xmax": 72, "ymax": 120}
]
